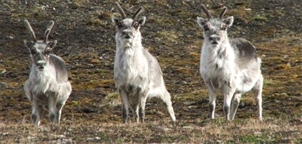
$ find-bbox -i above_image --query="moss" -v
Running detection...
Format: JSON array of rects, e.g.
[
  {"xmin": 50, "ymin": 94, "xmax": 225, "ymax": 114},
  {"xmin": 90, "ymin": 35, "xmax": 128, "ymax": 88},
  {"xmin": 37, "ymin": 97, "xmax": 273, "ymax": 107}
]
[
  {"xmin": 275, "ymin": 63, "xmax": 291, "ymax": 70},
  {"xmin": 274, "ymin": 10, "xmax": 285, "ymax": 17},
  {"xmin": 156, "ymin": 30, "xmax": 179, "ymax": 43},
  {"xmin": 154, "ymin": 0, "xmax": 168, "ymax": 6},
  {"xmin": 1, "ymin": 1, "xmax": 302, "ymax": 143},
  {"xmin": 186, "ymin": 21, "xmax": 195, "ymax": 27},
  {"xmin": 106, "ymin": 92, "xmax": 119, "ymax": 100},
  {"xmin": 250, "ymin": 15, "xmax": 268, "ymax": 22},
  {"xmin": 241, "ymin": 95, "xmax": 256, "ymax": 105},
  {"xmin": 291, "ymin": 74, "xmax": 298, "ymax": 79},
  {"xmin": 90, "ymin": 58, "xmax": 100, "ymax": 64},
  {"xmin": 11, "ymin": 13, "xmax": 24, "ymax": 18},
  {"xmin": 263, "ymin": 79, "xmax": 274, "ymax": 85},
  {"xmin": 175, "ymin": 67, "xmax": 191, "ymax": 75},
  {"xmin": 189, "ymin": 51, "xmax": 199, "ymax": 57},
  {"xmin": 72, "ymin": 0, "xmax": 88, "ymax": 7},
  {"xmin": 98, "ymin": 12, "xmax": 111, "ymax": 20},
  {"xmin": 228, "ymin": 8, "xmax": 251, "ymax": 19},
  {"xmin": 86, "ymin": 18, "xmax": 105, "ymax": 26}
]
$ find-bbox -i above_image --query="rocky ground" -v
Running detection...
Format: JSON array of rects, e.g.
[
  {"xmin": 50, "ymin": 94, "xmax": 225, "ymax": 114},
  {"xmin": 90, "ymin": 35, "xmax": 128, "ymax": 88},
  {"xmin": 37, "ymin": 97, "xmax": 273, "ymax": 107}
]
[{"xmin": 0, "ymin": 0, "xmax": 301, "ymax": 143}]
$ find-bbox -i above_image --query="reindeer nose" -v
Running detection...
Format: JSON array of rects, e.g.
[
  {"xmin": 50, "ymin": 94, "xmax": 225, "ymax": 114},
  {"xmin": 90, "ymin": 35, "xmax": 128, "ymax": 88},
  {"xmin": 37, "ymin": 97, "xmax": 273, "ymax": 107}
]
[
  {"xmin": 209, "ymin": 35, "xmax": 220, "ymax": 44},
  {"xmin": 122, "ymin": 30, "xmax": 133, "ymax": 39},
  {"xmin": 36, "ymin": 60, "xmax": 46, "ymax": 68}
]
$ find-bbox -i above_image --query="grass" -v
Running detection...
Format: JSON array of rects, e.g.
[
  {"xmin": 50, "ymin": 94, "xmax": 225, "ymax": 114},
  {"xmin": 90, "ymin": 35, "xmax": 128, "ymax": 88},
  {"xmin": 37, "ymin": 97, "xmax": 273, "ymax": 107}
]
[
  {"xmin": 1, "ymin": 0, "xmax": 302, "ymax": 143},
  {"xmin": 0, "ymin": 117, "xmax": 301, "ymax": 143}
]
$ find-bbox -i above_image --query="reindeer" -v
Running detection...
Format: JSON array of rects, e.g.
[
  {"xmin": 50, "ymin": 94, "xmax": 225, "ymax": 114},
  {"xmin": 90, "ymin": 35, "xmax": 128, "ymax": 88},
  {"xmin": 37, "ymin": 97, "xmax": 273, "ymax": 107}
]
[
  {"xmin": 196, "ymin": 4, "xmax": 263, "ymax": 120},
  {"xmin": 111, "ymin": 2, "xmax": 176, "ymax": 123},
  {"xmin": 23, "ymin": 19, "xmax": 72, "ymax": 125}
]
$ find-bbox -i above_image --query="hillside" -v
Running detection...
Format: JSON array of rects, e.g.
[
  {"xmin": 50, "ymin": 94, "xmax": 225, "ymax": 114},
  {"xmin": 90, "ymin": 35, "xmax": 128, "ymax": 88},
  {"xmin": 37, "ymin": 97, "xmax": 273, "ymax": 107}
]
[{"xmin": 0, "ymin": 0, "xmax": 301, "ymax": 143}]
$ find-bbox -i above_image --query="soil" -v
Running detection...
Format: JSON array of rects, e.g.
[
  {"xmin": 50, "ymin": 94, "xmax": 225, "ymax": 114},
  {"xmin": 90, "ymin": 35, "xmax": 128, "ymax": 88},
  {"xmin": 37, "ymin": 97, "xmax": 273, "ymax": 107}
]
[{"xmin": 0, "ymin": 0, "xmax": 301, "ymax": 142}]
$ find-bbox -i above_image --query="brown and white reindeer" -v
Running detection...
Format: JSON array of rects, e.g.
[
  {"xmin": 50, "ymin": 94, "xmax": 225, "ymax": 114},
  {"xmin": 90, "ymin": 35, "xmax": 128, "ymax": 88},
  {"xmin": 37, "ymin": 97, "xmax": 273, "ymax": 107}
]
[
  {"xmin": 23, "ymin": 19, "xmax": 72, "ymax": 125},
  {"xmin": 111, "ymin": 2, "xmax": 176, "ymax": 123},
  {"xmin": 196, "ymin": 5, "xmax": 263, "ymax": 120}
]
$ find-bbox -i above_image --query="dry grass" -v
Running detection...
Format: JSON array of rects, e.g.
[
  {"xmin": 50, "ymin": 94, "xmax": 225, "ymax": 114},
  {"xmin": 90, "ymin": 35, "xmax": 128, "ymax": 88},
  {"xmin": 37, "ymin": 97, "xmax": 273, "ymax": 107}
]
[
  {"xmin": 1, "ymin": 0, "xmax": 302, "ymax": 143},
  {"xmin": 0, "ymin": 117, "xmax": 301, "ymax": 143}
]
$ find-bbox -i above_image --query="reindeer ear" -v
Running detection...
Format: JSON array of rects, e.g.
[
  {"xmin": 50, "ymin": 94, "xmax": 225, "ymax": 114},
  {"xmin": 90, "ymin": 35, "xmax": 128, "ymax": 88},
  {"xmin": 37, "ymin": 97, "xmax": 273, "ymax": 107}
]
[
  {"xmin": 24, "ymin": 40, "xmax": 34, "ymax": 50},
  {"xmin": 47, "ymin": 40, "xmax": 57, "ymax": 49},
  {"xmin": 197, "ymin": 17, "xmax": 207, "ymax": 28},
  {"xmin": 138, "ymin": 16, "xmax": 146, "ymax": 26},
  {"xmin": 111, "ymin": 16, "xmax": 120, "ymax": 25},
  {"xmin": 223, "ymin": 16, "xmax": 234, "ymax": 27}
]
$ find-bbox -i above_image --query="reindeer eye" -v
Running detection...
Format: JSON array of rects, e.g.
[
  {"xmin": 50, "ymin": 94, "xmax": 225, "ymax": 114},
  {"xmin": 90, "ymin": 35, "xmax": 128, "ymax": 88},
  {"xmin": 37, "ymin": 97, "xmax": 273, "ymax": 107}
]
[
  {"xmin": 30, "ymin": 49, "xmax": 36, "ymax": 54},
  {"xmin": 117, "ymin": 22, "xmax": 123, "ymax": 28},
  {"xmin": 132, "ymin": 22, "xmax": 139, "ymax": 29},
  {"xmin": 221, "ymin": 24, "xmax": 227, "ymax": 30},
  {"xmin": 45, "ymin": 49, "xmax": 52, "ymax": 55},
  {"xmin": 204, "ymin": 25, "xmax": 209, "ymax": 31}
]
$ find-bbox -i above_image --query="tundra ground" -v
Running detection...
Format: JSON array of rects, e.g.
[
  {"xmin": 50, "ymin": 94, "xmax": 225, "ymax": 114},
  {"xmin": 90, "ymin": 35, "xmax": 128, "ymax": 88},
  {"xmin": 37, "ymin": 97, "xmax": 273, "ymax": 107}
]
[{"xmin": 0, "ymin": 0, "xmax": 301, "ymax": 143}]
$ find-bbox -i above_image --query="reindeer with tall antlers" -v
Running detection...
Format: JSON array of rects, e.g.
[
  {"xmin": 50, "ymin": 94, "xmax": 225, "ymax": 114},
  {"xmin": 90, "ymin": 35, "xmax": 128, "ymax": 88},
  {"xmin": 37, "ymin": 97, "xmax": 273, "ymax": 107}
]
[
  {"xmin": 111, "ymin": 2, "xmax": 176, "ymax": 123},
  {"xmin": 196, "ymin": 5, "xmax": 263, "ymax": 120},
  {"xmin": 23, "ymin": 19, "xmax": 72, "ymax": 125}
]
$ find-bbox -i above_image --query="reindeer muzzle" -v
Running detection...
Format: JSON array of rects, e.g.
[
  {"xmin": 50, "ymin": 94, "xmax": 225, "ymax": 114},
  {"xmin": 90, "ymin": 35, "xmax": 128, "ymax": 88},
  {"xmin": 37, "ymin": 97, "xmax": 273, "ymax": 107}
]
[
  {"xmin": 36, "ymin": 60, "xmax": 46, "ymax": 70},
  {"xmin": 209, "ymin": 35, "xmax": 220, "ymax": 45},
  {"xmin": 122, "ymin": 30, "xmax": 133, "ymax": 39}
]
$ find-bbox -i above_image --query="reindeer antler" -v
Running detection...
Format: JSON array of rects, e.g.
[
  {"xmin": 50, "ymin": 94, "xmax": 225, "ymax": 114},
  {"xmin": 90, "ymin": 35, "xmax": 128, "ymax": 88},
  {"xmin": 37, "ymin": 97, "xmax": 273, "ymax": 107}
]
[
  {"xmin": 132, "ymin": 7, "xmax": 144, "ymax": 20},
  {"xmin": 115, "ymin": 2, "xmax": 126, "ymax": 19},
  {"xmin": 201, "ymin": 4, "xmax": 212, "ymax": 19},
  {"xmin": 44, "ymin": 20, "xmax": 55, "ymax": 42},
  {"xmin": 219, "ymin": 6, "xmax": 227, "ymax": 18},
  {"xmin": 24, "ymin": 19, "xmax": 37, "ymax": 41}
]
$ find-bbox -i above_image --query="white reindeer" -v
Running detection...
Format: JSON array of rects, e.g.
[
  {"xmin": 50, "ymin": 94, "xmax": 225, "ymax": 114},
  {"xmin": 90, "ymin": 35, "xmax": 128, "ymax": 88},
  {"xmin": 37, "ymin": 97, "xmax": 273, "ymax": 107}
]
[
  {"xmin": 111, "ymin": 2, "xmax": 176, "ymax": 123},
  {"xmin": 196, "ymin": 5, "xmax": 263, "ymax": 120},
  {"xmin": 23, "ymin": 19, "xmax": 72, "ymax": 125}
]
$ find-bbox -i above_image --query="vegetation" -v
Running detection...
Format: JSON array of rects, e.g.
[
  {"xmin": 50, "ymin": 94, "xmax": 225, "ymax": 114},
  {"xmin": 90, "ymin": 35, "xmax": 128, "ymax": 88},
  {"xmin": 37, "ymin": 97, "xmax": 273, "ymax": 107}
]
[{"xmin": 0, "ymin": 0, "xmax": 301, "ymax": 143}]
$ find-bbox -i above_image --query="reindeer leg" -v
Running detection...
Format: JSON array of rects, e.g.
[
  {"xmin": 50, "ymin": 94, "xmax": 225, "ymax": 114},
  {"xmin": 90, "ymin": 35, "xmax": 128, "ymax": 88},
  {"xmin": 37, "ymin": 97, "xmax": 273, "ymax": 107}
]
[
  {"xmin": 48, "ymin": 95, "xmax": 57, "ymax": 125},
  {"xmin": 24, "ymin": 80, "xmax": 32, "ymax": 101},
  {"xmin": 252, "ymin": 75, "xmax": 263, "ymax": 121},
  {"xmin": 31, "ymin": 97, "xmax": 40, "ymax": 125},
  {"xmin": 160, "ymin": 90, "xmax": 176, "ymax": 122},
  {"xmin": 138, "ymin": 93, "xmax": 148, "ymax": 123},
  {"xmin": 223, "ymin": 86, "xmax": 236, "ymax": 120},
  {"xmin": 207, "ymin": 87, "xmax": 217, "ymax": 119},
  {"xmin": 230, "ymin": 93, "xmax": 241, "ymax": 120},
  {"xmin": 119, "ymin": 89, "xmax": 130, "ymax": 123},
  {"xmin": 56, "ymin": 102, "xmax": 66, "ymax": 125},
  {"xmin": 134, "ymin": 103, "xmax": 140, "ymax": 123}
]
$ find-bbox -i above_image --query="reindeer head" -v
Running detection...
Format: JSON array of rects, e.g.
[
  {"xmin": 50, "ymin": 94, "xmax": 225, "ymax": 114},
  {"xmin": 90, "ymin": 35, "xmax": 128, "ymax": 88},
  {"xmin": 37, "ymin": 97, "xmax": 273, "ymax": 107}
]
[
  {"xmin": 197, "ymin": 4, "xmax": 234, "ymax": 46},
  {"xmin": 23, "ymin": 19, "xmax": 57, "ymax": 71},
  {"xmin": 111, "ymin": 2, "xmax": 146, "ymax": 48}
]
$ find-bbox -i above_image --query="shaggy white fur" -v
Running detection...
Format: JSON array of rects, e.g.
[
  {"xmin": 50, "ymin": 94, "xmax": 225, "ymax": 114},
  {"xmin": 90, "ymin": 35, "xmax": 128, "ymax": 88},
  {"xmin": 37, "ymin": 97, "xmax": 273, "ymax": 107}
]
[
  {"xmin": 112, "ymin": 3, "xmax": 176, "ymax": 123},
  {"xmin": 23, "ymin": 20, "xmax": 71, "ymax": 125},
  {"xmin": 197, "ymin": 5, "xmax": 263, "ymax": 120}
]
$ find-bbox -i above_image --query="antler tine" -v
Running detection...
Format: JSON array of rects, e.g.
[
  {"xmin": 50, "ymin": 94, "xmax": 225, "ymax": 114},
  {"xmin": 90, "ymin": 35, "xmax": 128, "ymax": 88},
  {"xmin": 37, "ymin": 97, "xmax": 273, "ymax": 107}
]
[
  {"xmin": 201, "ymin": 4, "xmax": 212, "ymax": 19},
  {"xmin": 115, "ymin": 2, "xmax": 126, "ymax": 19},
  {"xmin": 132, "ymin": 7, "xmax": 144, "ymax": 20},
  {"xmin": 44, "ymin": 20, "xmax": 55, "ymax": 42},
  {"xmin": 219, "ymin": 6, "xmax": 227, "ymax": 19},
  {"xmin": 24, "ymin": 19, "xmax": 37, "ymax": 41}
]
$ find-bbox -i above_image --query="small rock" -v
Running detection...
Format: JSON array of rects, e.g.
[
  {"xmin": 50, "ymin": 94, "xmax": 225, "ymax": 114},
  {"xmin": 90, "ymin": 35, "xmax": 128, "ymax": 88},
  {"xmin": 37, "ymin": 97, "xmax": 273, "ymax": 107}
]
[
  {"xmin": 183, "ymin": 126, "xmax": 194, "ymax": 129},
  {"xmin": 280, "ymin": 93, "xmax": 288, "ymax": 97},
  {"xmin": 239, "ymin": 102, "xmax": 245, "ymax": 108},
  {"xmin": 0, "ymin": 82, "xmax": 8, "ymax": 88},
  {"xmin": 183, "ymin": 101, "xmax": 195, "ymax": 105},
  {"xmin": 0, "ymin": 68, "xmax": 6, "ymax": 75}
]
